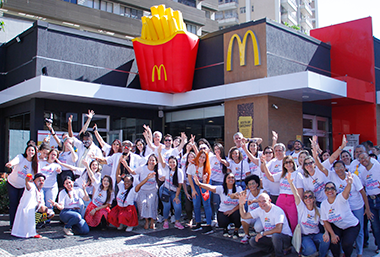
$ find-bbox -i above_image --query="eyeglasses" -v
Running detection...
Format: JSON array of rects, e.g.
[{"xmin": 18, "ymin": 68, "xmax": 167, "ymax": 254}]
[
  {"xmin": 304, "ymin": 195, "xmax": 313, "ymax": 199},
  {"xmin": 264, "ymin": 151, "xmax": 273, "ymax": 154},
  {"xmin": 136, "ymin": 143, "xmax": 143, "ymax": 147},
  {"xmin": 247, "ymin": 182, "xmax": 257, "ymax": 186},
  {"xmin": 304, "ymin": 162, "xmax": 314, "ymax": 166},
  {"xmin": 82, "ymin": 140, "xmax": 91, "ymax": 143},
  {"xmin": 284, "ymin": 161, "xmax": 293, "ymax": 164},
  {"xmin": 164, "ymin": 139, "xmax": 172, "ymax": 142},
  {"xmin": 325, "ymin": 187, "xmax": 336, "ymax": 191}
]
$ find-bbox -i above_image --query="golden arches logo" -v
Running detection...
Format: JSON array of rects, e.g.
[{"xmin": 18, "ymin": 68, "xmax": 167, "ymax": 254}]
[
  {"xmin": 226, "ymin": 30, "xmax": 261, "ymax": 71},
  {"xmin": 152, "ymin": 64, "xmax": 167, "ymax": 82}
]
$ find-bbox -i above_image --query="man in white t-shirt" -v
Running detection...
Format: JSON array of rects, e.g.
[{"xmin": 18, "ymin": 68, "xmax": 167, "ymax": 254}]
[
  {"xmin": 239, "ymin": 192, "xmax": 292, "ymax": 256},
  {"xmin": 291, "ymin": 140, "xmax": 303, "ymax": 166},
  {"xmin": 233, "ymin": 132, "xmax": 262, "ymax": 161}
]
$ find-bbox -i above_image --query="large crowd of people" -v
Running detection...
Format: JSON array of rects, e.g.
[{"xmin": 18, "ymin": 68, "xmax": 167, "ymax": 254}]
[{"xmin": 4, "ymin": 110, "xmax": 380, "ymax": 257}]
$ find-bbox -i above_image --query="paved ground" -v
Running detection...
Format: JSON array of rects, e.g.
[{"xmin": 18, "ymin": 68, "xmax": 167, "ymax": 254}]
[{"xmin": 0, "ymin": 214, "xmax": 378, "ymax": 257}]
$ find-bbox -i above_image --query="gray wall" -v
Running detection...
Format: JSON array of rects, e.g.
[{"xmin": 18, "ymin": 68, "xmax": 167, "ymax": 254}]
[
  {"xmin": 266, "ymin": 22, "xmax": 331, "ymax": 77},
  {"xmin": 374, "ymin": 37, "xmax": 380, "ymax": 91}
]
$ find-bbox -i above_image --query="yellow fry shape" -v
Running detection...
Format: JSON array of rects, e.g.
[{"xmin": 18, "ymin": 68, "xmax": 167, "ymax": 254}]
[
  {"xmin": 160, "ymin": 15, "xmax": 171, "ymax": 39},
  {"xmin": 146, "ymin": 17, "xmax": 158, "ymax": 41},
  {"xmin": 165, "ymin": 7, "xmax": 174, "ymax": 20},
  {"xmin": 152, "ymin": 15, "xmax": 165, "ymax": 40},
  {"xmin": 157, "ymin": 5, "xmax": 165, "ymax": 17},
  {"xmin": 168, "ymin": 17, "xmax": 179, "ymax": 36},
  {"xmin": 173, "ymin": 11, "xmax": 184, "ymax": 30},
  {"xmin": 150, "ymin": 5, "xmax": 159, "ymax": 16}
]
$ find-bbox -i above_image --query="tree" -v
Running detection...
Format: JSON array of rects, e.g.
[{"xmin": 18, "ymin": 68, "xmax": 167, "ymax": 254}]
[{"xmin": 0, "ymin": 0, "xmax": 4, "ymax": 31}]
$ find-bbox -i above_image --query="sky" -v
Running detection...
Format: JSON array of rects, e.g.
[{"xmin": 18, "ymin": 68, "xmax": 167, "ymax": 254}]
[{"xmin": 318, "ymin": 0, "xmax": 380, "ymax": 39}]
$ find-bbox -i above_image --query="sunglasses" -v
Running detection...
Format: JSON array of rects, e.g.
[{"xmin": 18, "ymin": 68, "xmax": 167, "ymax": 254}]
[
  {"xmin": 284, "ymin": 161, "xmax": 293, "ymax": 164},
  {"xmin": 304, "ymin": 162, "xmax": 314, "ymax": 166},
  {"xmin": 164, "ymin": 139, "xmax": 172, "ymax": 142},
  {"xmin": 304, "ymin": 195, "xmax": 313, "ymax": 199},
  {"xmin": 325, "ymin": 186, "xmax": 336, "ymax": 191},
  {"xmin": 264, "ymin": 151, "xmax": 273, "ymax": 154}
]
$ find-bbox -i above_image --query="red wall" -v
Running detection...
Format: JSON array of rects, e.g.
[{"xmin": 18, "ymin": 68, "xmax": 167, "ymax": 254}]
[{"xmin": 311, "ymin": 17, "xmax": 377, "ymax": 146}]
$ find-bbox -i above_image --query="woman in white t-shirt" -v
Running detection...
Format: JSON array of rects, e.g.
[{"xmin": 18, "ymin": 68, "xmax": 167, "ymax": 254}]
[
  {"xmin": 193, "ymin": 172, "xmax": 242, "ymax": 238},
  {"xmin": 261, "ymin": 155, "xmax": 303, "ymax": 232},
  {"xmin": 227, "ymin": 147, "xmax": 250, "ymax": 189},
  {"xmin": 39, "ymin": 149, "xmax": 62, "ymax": 217},
  {"xmin": 50, "ymin": 176, "xmax": 90, "ymax": 236},
  {"xmin": 302, "ymin": 156, "xmax": 328, "ymax": 206},
  {"xmin": 57, "ymin": 137, "xmax": 78, "ymax": 189},
  {"xmin": 6, "ymin": 144, "xmax": 39, "ymax": 227},
  {"xmin": 182, "ymin": 151, "xmax": 196, "ymax": 224},
  {"xmin": 321, "ymin": 173, "xmax": 360, "ymax": 257},
  {"xmin": 84, "ymin": 174, "xmax": 114, "ymax": 229},
  {"xmin": 158, "ymin": 148, "xmax": 185, "ymax": 230},
  {"xmin": 244, "ymin": 140, "xmax": 261, "ymax": 177},
  {"xmin": 108, "ymin": 174, "xmax": 139, "ymax": 232},
  {"xmin": 296, "ymin": 150, "xmax": 310, "ymax": 175},
  {"xmin": 287, "ymin": 173, "xmax": 330, "ymax": 257}
]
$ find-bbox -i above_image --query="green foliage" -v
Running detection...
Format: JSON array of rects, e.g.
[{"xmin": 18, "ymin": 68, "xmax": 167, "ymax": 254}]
[
  {"xmin": 0, "ymin": 0, "xmax": 4, "ymax": 32},
  {"xmin": 0, "ymin": 180, "xmax": 9, "ymax": 214},
  {"xmin": 283, "ymin": 22, "xmax": 301, "ymax": 31}
]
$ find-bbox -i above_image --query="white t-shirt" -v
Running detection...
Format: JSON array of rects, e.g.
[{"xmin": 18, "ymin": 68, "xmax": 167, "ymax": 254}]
[
  {"xmin": 116, "ymin": 182, "xmax": 136, "ymax": 207},
  {"xmin": 249, "ymin": 204, "xmax": 292, "ymax": 237},
  {"xmin": 297, "ymin": 201, "xmax": 321, "ymax": 235},
  {"xmin": 187, "ymin": 164, "xmax": 206, "ymax": 183},
  {"xmin": 349, "ymin": 159, "xmax": 376, "ymax": 183},
  {"xmin": 74, "ymin": 167, "xmax": 101, "ymax": 195},
  {"xmin": 246, "ymin": 189, "xmax": 265, "ymax": 212},
  {"xmin": 92, "ymin": 182, "xmax": 114, "ymax": 207},
  {"xmin": 248, "ymin": 159, "xmax": 261, "ymax": 178},
  {"xmin": 135, "ymin": 165, "xmax": 158, "ymax": 191},
  {"xmin": 215, "ymin": 185, "xmax": 242, "ymax": 212},
  {"xmin": 161, "ymin": 165, "xmax": 184, "ymax": 191},
  {"xmin": 328, "ymin": 171, "xmax": 364, "ymax": 211},
  {"xmin": 291, "ymin": 151, "xmax": 301, "ymax": 167},
  {"xmin": 155, "ymin": 148, "xmax": 180, "ymax": 164},
  {"xmin": 238, "ymin": 146, "xmax": 248, "ymax": 161},
  {"xmin": 58, "ymin": 188, "xmax": 85, "ymax": 209},
  {"xmin": 264, "ymin": 158, "xmax": 283, "ymax": 195},
  {"xmin": 228, "ymin": 159, "xmax": 250, "ymax": 181},
  {"xmin": 58, "ymin": 151, "xmax": 77, "ymax": 169},
  {"xmin": 302, "ymin": 168, "xmax": 328, "ymax": 202},
  {"xmin": 321, "ymin": 193, "xmax": 359, "ymax": 230},
  {"xmin": 73, "ymin": 137, "xmax": 103, "ymax": 167},
  {"xmin": 360, "ymin": 160, "xmax": 380, "ymax": 196},
  {"xmin": 7, "ymin": 154, "xmax": 35, "ymax": 189},
  {"xmin": 322, "ymin": 159, "xmax": 334, "ymax": 172},
  {"xmin": 39, "ymin": 161, "xmax": 61, "ymax": 188},
  {"xmin": 272, "ymin": 171, "xmax": 304, "ymax": 195},
  {"xmin": 209, "ymin": 155, "xmax": 225, "ymax": 183}
]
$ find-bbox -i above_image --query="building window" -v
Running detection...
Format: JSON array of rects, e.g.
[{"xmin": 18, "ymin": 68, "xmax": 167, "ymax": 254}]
[
  {"xmin": 63, "ymin": 0, "xmax": 77, "ymax": 3},
  {"xmin": 120, "ymin": 6, "xmax": 144, "ymax": 19},
  {"xmin": 87, "ymin": 0, "xmax": 113, "ymax": 13},
  {"xmin": 176, "ymin": 0, "xmax": 196, "ymax": 8},
  {"xmin": 252, "ymin": 5, "xmax": 254, "ymax": 12},
  {"xmin": 240, "ymin": 7, "xmax": 246, "ymax": 13},
  {"xmin": 186, "ymin": 23, "xmax": 197, "ymax": 34},
  {"xmin": 205, "ymin": 10, "xmax": 211, "ymax": 19}
]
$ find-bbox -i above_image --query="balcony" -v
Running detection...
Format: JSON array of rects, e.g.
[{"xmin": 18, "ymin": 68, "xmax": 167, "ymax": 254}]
[
  {"xmin": 281, "ymin": 11, "xmax": 297, "ymax": 26},
  {"xmin": 300, "ymin": 1, "xmax": 312, "ymax": 16},
  {"xmin": 300, "ymin": 16, "xmax": 313, "ymax": 30},
  {"xmin": 281, "ymin": 0, "xmax": 297, "ymax": 12},
  {"xmin": 217, "ymin": 16, "xmax": 239, "ymax": 26},
  {"xmin": 218, "ymin": 0, "xmax": 238, "ymax": 11}
]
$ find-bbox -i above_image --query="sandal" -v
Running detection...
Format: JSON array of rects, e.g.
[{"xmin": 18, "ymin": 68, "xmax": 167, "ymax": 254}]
[{"xmin": 144, "ymin": 222, "xmax": 149, "ymax": 230}]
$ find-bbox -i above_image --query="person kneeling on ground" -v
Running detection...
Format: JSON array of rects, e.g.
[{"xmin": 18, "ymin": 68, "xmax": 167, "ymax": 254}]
[
  {"xmin": 12, "ymin": 173, "xmax": 52, "ymax": 238},
  {"xmin": 238, "ymin": 192, "xmax": 293, "ymax": 256}
]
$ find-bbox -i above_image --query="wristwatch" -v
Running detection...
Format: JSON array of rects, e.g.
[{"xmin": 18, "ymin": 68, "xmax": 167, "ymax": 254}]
[{"xmin": 260, "ymin": 231, "xmax": 264, "ymax": 236}]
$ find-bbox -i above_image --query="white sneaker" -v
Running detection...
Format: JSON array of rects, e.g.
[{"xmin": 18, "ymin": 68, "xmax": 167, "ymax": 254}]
[
  {"xmin": 157, "ymin": 215, "xmax": 164, "ymax": 223},
  {"xmin": 211, "ymin": 219, "xmax": 218, "ymax": 227},
  {"xmin": 125, "ymin": 226, "xmax": 133, "ymax": 232},
  {"xmin": 240, "ymin": 234, "xmax": 250, "ymax": 244},
  {"xmin": 117, "ymin": 224, "xmax": 124, "ymax": 230},
  {"xmin": 63, "ymin": 227, "xmax": 74, "ymax": 236},
  {"xmin": 170, "ymin": 215, "xmax": 176, "ymax": 224}
]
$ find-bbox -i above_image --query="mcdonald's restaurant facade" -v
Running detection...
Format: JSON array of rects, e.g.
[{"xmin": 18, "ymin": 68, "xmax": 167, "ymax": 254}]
[{"xmin": 0, "ymin": 17, "xmax": 379, "ymax": 169}]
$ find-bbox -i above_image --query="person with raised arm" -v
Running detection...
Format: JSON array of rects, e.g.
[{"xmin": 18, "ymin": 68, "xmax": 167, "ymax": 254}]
[
  {"xmin": 194, "ymin": 172, "xmax": 242, "ymax": 238},
  {"xmin": 157, "ymin": 145, "xmax": 185, "ymax": 230},
  {"xmin": 286, "ymin": 172, "xmax": 330, "ymax": 257},
  {"xmin": 238, "ymin": 191, "xmax": 292, "ymax": 256},
  {"xmin": 227, "ymin": 147, "xmax": 250, "ymax": 189},
  {"xmin": 49, "ymin": 177, "xmax": 90, "ymax": 236},
  {"xmin": 57, "ymin": 136, "xmax": 78, "ymax": 188},
  {"xmin": 320, "ymin": 172, "xmax": 360, "ymax": 257},
  {"xmin": 260, "ymin": 154, "xmax": 303, "ymax": 232},
  {"xmin": 6, "ymin": 144, "xmax": 39, "ymax": 228}
]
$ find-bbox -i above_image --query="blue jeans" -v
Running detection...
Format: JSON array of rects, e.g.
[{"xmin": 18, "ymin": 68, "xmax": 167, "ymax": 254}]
[
  {"xmin": 192, "ymin": 183, "xmax": 212, "ymax": 225},
  {"xmin": 250, "ymin": 233, "xmax": 292, "ymax": 257},
  {"xmin": 301, "ymin": 233, "xmax": 330, "ymax": 257},
  {"xmin": 368, "ymin": 195, "xmax": 380, "ymax": 248},
  {"xmin": 7, "ymin": 182, "xmax": 24, "ymax": 227},
  {"xmin": 159, "ymin": 186, "xmax": 182, "ymax": 221},
  {"xmin": 352, "ymin": 207, "xmax": 364, "ymax": 255},
  {"xmin": 42, "ymin": 186, "xmax": 58, "ymax": 210},
  {"xmin": 60, "ymin": 209, "xmax": 89, "ymax": 235},
  {"xmin": 211, "ymin": 180, "xmax": 223, "ymax": 220},
  {"xmin": 236, "ymin": 180, "xmax": 246, "ymax": 190}
]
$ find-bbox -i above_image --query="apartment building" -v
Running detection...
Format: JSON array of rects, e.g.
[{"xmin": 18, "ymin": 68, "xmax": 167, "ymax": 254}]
[
  {"xmin": 217, "ymin": 0, "xmax": 318, "ymax": 34},
  {"xmin": 0, "ymin": 0, "xmax": 219, "ymax": 43}
]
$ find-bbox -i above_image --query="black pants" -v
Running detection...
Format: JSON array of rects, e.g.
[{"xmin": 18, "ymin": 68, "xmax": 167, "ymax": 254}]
[
  {"xmin": 330, "ymin": 223, "xmax": 360, "ymax": 257},
  {"xmin": 217, "ymin": 210, "xmax": 241, "ymax": 229},
  {"xmin": 184, "ymin": 185, "xmax": 194, "ymax": 220}
]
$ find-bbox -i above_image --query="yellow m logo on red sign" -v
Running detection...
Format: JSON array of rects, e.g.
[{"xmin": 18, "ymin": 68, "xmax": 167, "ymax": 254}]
[
  {"xmin": 152, "ymin": 64, "xmax": 167, "ymax": 82},
  {"xmin": 226, "ymin": 30, "xmax": 261, "ymax": 71}
]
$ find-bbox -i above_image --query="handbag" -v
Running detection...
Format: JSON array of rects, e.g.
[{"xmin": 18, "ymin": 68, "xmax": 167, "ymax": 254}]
[{"xmin": 160, "ymin": 185, "xmax": 170, "ymax": 203}]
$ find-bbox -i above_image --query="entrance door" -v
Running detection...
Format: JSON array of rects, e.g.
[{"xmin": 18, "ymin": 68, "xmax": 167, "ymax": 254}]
[
  {"xmin": 108, "ymin": 130, "xmax": 123, "ymax": 143},
  {"xmin": 303, "ymin": 115, "xmax": 329, "ymax": 151}
]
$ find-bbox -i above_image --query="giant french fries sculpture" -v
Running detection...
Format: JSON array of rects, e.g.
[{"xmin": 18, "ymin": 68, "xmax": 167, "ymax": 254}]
[{"xmin": 132, "ymin": 5, "xmax": 199, "ymax": 93}]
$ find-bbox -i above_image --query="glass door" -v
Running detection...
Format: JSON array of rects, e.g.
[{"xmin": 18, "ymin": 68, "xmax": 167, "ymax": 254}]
[{"xmin": 303, "ymin": 114, "xmax": 329, "ymax": 151}]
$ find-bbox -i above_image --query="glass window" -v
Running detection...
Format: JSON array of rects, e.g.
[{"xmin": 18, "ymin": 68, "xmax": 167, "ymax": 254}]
[
  {"xmin": 205, "ymin": 10, "xmax": 211, "ymax": 19},
  {"xmin": 106, "ymin": 2, "xmax": 113, "ymax": 13},
  {"xmin": 303, "ymin": 118, "xmax": 313, "ymax": 129},
  {"xmin": 240, "ymin": 7, "xmax": 246, "ymax": 14},
  {"xmin": 100, "ymin": 1, "xmax": 107, "ymax": 11}
]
